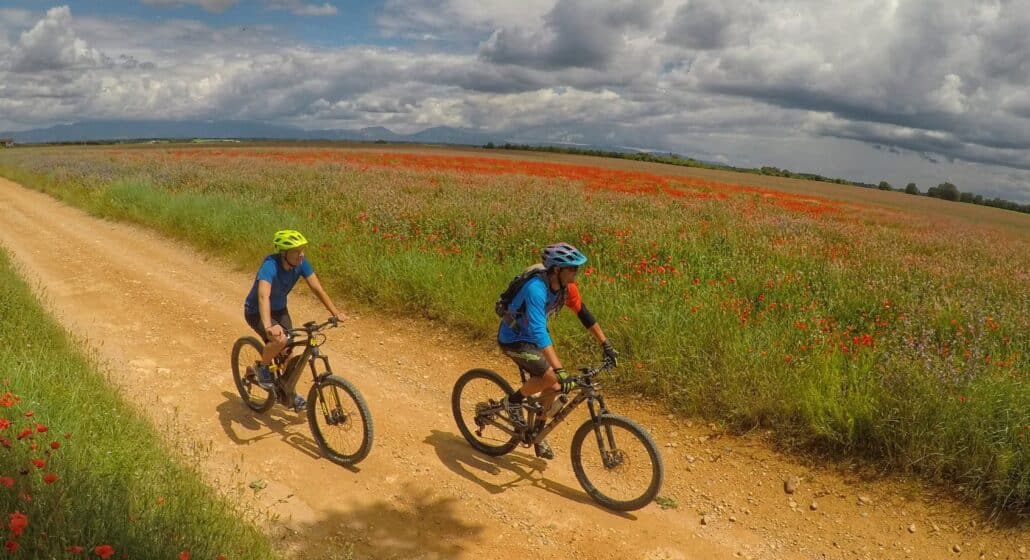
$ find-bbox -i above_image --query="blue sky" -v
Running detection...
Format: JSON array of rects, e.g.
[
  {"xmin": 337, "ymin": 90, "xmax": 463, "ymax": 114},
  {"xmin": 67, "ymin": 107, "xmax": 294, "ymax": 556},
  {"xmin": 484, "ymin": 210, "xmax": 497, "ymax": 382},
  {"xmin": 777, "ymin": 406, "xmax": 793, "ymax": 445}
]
[{"xmin": 1, "ymin": 1, "xmax": 1028, "ymax": 202}]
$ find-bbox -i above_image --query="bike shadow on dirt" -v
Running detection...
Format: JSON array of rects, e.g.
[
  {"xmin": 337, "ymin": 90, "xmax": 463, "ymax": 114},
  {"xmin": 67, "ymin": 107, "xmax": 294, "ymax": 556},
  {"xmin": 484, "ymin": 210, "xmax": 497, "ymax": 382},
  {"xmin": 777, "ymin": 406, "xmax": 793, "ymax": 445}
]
[
  {"xmin": 215, "ymin": 390, "xmax": 360, "ymax": 472},
  {"xmin": 423, "ymin": 429, "xmax": 635, "ymax": 519}
]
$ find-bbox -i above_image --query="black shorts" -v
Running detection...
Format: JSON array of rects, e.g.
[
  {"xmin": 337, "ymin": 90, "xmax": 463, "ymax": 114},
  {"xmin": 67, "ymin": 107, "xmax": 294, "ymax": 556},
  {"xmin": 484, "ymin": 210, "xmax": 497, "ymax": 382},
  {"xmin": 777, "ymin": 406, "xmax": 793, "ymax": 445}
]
[
  {"xmin": 498, "ymin": 341, "xmax": 550, "ymax": 377},
  {"xmin": 245, "ymin": 308, "xmax": 294, "ymax": 343}
]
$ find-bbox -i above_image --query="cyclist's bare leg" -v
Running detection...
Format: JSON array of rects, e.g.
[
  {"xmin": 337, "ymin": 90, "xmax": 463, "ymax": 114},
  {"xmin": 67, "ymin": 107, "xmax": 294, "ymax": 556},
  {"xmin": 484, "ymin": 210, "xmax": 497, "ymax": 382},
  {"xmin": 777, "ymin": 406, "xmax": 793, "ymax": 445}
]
[
  {"xmin": 517, "ymin": 368, "xmax": 562, "ymax": 421},
  {"xmin": 260, "ymin": 332, "xmax": 288, "ymax": 365}
]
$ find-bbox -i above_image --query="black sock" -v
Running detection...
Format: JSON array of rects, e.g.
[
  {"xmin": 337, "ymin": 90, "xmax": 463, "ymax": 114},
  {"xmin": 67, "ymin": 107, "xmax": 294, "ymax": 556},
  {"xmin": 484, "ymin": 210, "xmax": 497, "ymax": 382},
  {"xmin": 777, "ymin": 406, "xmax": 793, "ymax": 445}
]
[{"xmin": 507, "ymin": 391, "xmax": 525, "ymax": 404}]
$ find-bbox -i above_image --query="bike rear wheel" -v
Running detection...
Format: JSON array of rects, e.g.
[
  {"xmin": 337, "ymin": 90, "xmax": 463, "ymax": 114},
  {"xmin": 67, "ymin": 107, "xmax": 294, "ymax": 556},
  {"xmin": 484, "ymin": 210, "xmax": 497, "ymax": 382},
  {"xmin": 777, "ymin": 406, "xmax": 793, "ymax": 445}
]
[
  {"xmin": 571, "ymin": 414, "xmax": 664, "ymax": 511},
  {"xmin": 451, "ymin": 368, "xmax": 519, "ymax": 456},
  {"xmin": 230, "ymin": 337, "xmax": 275, "ymax": 413},
  {"xmin": 307, "ymin": 375, "xmax": 373, "ymax": 466}
]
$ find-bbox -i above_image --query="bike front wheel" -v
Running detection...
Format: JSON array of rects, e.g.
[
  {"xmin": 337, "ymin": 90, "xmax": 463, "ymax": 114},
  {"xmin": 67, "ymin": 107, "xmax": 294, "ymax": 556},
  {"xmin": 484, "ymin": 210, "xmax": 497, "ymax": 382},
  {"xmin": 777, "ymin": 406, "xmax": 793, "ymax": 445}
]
[
  {"xmin": 230, "ymin": 337, "xmax": 275, "ymax": 413},
  {"xmin": 307, "ymin": 375, "xmax": 373, "ymax": 466},
  {"xmin": 451, "ymin": 368, "xmax": 520, "ymax": 456},
  {"xmin": 571, "ymin": 414, "xmax": 664, "ymax": 511}
]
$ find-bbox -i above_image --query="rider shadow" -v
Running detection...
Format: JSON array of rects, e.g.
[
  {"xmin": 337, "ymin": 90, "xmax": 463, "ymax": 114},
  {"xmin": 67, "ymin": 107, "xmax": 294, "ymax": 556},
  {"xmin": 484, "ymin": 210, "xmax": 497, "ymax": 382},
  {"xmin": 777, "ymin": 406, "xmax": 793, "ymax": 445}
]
[
  {"xmin": 423, "ymin": 429, "xmax": 634, "ymax": 519},
  {"xmin": 216, "ymin": 391, "xmax": 360, "ymax": 472}
]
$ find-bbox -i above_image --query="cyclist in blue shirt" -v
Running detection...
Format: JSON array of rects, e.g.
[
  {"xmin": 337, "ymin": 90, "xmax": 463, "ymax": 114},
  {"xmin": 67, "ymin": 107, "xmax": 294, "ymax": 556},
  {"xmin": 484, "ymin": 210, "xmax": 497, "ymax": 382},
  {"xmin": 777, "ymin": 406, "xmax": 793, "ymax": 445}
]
[
  {"xmin": 498, "ymin": 242, "xmax": 619, "ymax": 459},
  {"xmin": 243, "ymin": 229, "xmax": 345, "ymax": 410}
]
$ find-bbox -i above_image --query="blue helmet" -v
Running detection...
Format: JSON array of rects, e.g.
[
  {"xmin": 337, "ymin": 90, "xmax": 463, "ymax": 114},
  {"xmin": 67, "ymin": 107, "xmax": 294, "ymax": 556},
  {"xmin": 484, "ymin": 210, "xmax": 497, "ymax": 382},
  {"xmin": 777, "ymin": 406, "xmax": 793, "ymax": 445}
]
[{"xmin": 541, "ymin": 242, "xmax": 587, "ymax": 269}]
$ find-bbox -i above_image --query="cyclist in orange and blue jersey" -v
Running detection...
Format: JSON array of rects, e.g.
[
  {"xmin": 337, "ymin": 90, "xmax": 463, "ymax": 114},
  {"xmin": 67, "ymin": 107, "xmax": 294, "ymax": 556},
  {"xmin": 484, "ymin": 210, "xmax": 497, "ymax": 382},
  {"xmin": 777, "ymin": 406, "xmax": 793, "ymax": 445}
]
[{"xmin": 497, "ymin": 242, "xmax": 619, "ymax": 459}]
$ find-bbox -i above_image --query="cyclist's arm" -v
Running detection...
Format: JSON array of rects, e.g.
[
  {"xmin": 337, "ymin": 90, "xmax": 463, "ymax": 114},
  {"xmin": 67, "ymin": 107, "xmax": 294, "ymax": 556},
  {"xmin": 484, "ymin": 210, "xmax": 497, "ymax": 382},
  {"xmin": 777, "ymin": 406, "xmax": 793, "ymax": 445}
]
[
  {"xmin": 540, "ymin": 345, "xmax": 563, "ymax": 371},
  {"xmin": 523, "ymin": 280, "xmax": 552, "ymax": 348},
  {"xmin": 256, "ymin": 280, "xmax": 284, "ymax": 339},
  {"xmin": 565, "ymin": 283, "xmax": 607, "ymax": 343},
  {"xmin": 304, "ymin": 273, "xmax": 344, "ymax": 320},
  {"xmin": 524, "ymin": 281, "xmax": 563, "ymax": 370},
  {"xmin": 586, "ymin": 322, "xmax": 608, "ymax": 345}
]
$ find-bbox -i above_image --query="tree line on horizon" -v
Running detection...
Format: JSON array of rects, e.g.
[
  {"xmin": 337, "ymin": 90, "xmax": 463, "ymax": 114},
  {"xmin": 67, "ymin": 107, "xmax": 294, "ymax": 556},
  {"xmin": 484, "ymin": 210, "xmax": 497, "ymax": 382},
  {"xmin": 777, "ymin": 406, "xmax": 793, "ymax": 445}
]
[{"xmin": 485, "ymin": 142, "xmax": 1030, "ymax": 215}]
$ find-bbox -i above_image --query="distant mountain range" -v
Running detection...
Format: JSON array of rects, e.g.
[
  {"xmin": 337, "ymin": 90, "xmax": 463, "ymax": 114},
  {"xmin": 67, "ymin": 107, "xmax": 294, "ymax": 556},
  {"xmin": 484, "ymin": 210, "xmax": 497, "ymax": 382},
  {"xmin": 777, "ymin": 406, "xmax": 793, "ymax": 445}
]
[
  {"xmin": 0, "ymin": 119, "xmax": 500, "ymax": 146},
  {"xmin": 2, "ymin": 118, "xmax": 652, "ymax": 153}
]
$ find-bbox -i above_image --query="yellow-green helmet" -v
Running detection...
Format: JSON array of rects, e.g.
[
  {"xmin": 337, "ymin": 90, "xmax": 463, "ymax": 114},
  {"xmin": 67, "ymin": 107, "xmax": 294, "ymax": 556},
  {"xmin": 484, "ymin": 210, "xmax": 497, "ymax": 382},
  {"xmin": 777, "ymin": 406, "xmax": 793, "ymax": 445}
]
[{"xmin": 273, "ymin": 229, "xmax": 308, "ymax": 251}]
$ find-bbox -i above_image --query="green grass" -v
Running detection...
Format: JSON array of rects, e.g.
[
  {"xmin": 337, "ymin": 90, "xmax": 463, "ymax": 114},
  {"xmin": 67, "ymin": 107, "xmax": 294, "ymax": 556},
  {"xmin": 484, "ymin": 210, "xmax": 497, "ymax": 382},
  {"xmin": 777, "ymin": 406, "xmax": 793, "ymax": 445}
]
[
  {"xmin": 0, "ymin": 145, "xmax": 1026, "ymax": 516},
  {"xmin": 0, "ymin": 248, "xmax": 279, "ymax": 558}
]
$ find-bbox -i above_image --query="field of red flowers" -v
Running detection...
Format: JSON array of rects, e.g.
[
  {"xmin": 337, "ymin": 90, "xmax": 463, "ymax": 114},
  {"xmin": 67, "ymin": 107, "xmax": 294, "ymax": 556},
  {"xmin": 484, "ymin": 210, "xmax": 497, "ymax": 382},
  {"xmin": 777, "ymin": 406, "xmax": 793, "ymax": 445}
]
[
  {"xmin": 0, "ymin": 144, "xmax": 1026, "ymax": 514},
  {"xmin": 0, "ymin": 388, "xmax": 205, "ymax": 558}
]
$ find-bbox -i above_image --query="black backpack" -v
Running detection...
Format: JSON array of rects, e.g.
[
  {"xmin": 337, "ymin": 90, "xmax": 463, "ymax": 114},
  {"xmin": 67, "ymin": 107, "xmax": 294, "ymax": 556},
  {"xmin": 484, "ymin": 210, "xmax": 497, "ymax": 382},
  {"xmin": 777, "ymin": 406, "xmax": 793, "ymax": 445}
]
[{"xmin": 495, "ymin": 264, "xmax": 547, "ymax": 326}]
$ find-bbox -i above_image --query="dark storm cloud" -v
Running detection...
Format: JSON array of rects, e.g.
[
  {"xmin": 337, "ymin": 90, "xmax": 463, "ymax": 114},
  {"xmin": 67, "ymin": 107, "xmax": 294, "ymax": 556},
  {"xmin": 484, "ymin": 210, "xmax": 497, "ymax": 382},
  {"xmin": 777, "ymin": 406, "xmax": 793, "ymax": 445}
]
[
  {"xmin": 479, "ymin": 0, "xmax": 659, "ymax": 70},
  {"xmin": 662, "ymin": 0, "xmax": 758, "ymax": 50}
]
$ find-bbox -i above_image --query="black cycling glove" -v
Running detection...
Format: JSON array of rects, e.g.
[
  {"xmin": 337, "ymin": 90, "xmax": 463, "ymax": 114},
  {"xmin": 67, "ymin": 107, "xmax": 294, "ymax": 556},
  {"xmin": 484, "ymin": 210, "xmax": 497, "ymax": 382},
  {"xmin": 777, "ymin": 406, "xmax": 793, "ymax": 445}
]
[{"xmin": 601, "ymin": 340, "xmax": 619, "ymax": 366}]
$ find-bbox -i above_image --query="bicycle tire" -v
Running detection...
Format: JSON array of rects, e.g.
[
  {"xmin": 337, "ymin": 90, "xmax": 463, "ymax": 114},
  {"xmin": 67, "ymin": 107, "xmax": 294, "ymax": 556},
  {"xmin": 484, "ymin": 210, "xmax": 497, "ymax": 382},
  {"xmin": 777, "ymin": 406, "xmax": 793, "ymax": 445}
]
[
  {"xmin": 451, "ymin": 368, "xmax": 520, "ymax": 456},
  {"xmin": 230, "ymin": 337, "xmax": 275, "ymax": 413},
  {"xmin": 570, "ymin": 414, "xmax": 664, "ymax": 511},
  {"xmin": 307, "ymin": 375, "xmax": 374, "ymax": 466}
]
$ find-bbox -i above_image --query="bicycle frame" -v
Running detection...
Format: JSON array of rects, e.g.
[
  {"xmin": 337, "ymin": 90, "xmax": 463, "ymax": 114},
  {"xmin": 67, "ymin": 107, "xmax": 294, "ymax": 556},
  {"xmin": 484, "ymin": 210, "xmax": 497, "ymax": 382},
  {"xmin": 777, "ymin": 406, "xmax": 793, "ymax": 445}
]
[
  {"xmin": 482, "ymin": 362, "xmax": 615, "ymax": 444},
  {"xmin": 270, "ymin": 321, "xmax": 334, "ymax": 401}
]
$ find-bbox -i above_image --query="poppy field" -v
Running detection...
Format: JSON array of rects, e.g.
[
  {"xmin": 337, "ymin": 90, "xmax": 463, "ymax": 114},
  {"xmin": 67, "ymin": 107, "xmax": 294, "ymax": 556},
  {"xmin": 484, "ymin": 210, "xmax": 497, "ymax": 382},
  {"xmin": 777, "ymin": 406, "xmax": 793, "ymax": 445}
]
[{"xmin": 0, "ymin": 144, "xmax": 1026, "ymax": 514}]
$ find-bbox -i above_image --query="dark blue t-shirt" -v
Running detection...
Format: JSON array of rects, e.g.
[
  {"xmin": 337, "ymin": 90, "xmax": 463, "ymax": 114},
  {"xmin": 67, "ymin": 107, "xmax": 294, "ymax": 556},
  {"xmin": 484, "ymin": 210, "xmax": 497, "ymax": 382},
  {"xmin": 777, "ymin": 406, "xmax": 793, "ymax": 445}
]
[{"xmin": 243, "ymin": 254, "xmax": 314, "ymax": 314}]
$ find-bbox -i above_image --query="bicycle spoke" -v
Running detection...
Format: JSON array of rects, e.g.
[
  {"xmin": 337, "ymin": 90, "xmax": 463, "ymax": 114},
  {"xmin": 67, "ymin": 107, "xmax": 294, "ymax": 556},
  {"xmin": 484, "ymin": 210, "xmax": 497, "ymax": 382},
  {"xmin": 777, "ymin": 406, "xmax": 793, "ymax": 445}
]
[
  {"xmin": 572, "ymin": 415, "xmax": 663, "ymax": 511},
  {"xmin": 452, "ymin": 369, "xmax": 519, "ymax": 456},
  {"xmin": 231, "ymin": 337, "xmax": 274, "ymax": 412},
  {"xmin": 308, "ymin": 376, "xmax": 372, "ymax": 465}
]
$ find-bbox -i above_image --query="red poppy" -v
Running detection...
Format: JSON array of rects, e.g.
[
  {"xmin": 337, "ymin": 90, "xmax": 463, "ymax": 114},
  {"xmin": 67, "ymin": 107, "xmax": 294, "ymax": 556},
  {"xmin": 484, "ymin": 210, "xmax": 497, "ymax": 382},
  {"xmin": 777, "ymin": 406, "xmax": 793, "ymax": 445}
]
[
  {"xmin": 31, "ymin": 458, "xmax": 45, "ymax": 469},
  {"xmin": 16, "ymin": 428, "xmax": 32, "ymax": 440},
  {"xmin": 35, "ymin": 424, "xmax": 48, "ymax": 433},
  {"xmin": 179, "ymin": 552, "xmax": 190, "ymax": 560},
  {"xmin": 0, "ymin": 477, "xmax": 14, "ymax": 488},
  {"xmin": 94, "ymin": 544, "xmax": 115, "ymax": 559},
  {"xmin": 4, "ymin": 540, "xmax": 18, "ymax": 553},
  {"xmin": 50, "ymin": 441, "xmax": 60, "ymax": 450},
  {"xmin": 67, "ymin": 545, "xmax": 84, "ymax": 553},
  {"xmin": 0, "ymin": 418, "xmax": 9, "ymax": 429},
  {"xmin": 43, "ymin": 473, "xmax": 59, "ymax": 484},
  {"xmin": 8, "ymin": 511, "xmax": 28, "ymax": 536}
]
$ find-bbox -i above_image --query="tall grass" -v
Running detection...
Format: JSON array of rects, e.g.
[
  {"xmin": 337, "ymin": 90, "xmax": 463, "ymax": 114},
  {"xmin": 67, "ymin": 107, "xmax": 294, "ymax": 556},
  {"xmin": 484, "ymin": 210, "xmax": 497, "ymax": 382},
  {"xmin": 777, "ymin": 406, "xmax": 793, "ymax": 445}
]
[
  {"xmin": 0, "ymin": 247, "xmax": 279, "ymax": 557},
  {"xmin": 0, "ymin": 146, "xmax": 1026, "ymax": 515}
]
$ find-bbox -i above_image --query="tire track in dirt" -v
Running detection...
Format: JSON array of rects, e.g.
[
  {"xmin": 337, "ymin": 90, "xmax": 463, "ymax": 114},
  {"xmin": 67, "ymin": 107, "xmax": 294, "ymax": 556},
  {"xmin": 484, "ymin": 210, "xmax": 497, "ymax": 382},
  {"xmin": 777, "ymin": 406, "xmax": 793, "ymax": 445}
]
[{"xmin": 0, "ymin": 178, "xmax": 1025, "ymax": 560}]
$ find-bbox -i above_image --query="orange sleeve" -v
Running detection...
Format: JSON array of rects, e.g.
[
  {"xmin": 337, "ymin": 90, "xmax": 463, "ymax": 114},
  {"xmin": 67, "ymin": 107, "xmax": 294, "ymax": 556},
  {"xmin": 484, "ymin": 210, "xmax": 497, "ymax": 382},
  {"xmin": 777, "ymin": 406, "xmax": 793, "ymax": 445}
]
[{"xmin": 565, "ymin": 282, "xmax": 583, "ymax": 313}]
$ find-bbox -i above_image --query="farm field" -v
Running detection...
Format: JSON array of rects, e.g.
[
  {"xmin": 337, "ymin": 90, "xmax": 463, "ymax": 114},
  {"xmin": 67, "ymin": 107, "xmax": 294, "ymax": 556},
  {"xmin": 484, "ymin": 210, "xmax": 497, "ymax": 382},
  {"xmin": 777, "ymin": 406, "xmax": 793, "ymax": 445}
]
[
  {"xmin": 0, "ymin": 143, "xmax": 1026, "ymax": 516},
  {"xmin": 0, "ymin": 143, "xmax": 1026, "ymax": 558}
]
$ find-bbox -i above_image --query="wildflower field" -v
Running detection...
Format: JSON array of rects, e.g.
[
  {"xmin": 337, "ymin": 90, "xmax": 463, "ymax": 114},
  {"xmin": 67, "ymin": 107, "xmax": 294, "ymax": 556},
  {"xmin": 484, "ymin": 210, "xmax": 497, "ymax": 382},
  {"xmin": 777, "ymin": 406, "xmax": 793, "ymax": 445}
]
[
  {"xmin": 0, "ymin": 144, "xmax": 1026, "ymax": 515},
  {"xmin": 0, "ymin": 247, "xmax": 278, "ymax": 557}
]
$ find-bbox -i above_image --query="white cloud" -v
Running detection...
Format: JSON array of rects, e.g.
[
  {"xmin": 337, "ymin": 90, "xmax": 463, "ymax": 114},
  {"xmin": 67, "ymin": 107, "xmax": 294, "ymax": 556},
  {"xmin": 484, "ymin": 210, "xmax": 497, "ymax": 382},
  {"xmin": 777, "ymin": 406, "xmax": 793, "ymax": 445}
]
[
  {"xmin": 8, "ymin": 6, "xmax": 107, "ymax": 73},
  {"xmin": 377, "ymin": 0, "xmax": 554, "ymax": 39}
]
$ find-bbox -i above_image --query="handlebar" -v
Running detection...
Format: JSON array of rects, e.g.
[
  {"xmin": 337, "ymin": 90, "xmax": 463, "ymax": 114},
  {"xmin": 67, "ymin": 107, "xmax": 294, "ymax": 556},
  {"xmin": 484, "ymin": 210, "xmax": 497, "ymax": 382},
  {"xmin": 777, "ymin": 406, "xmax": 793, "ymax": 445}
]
[
  {"xmin": 286, "ymin": 317, "xmax": 340, "ymax": 340},
  {"xmin": 572, "ymin": 356, "xmax": 617, "ymax": 386}
]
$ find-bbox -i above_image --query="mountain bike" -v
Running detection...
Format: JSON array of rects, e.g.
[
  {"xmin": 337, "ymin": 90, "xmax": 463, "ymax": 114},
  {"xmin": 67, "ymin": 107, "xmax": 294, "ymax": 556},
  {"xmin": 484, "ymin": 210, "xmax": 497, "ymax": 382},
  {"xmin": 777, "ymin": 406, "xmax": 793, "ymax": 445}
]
[
  {"xmin": 451, "ymin": 358, "xmax": 663, "ymax": 511},
  {"xmin": 230, "ymin": 318, "xmax": 373, "ymax": 466}
]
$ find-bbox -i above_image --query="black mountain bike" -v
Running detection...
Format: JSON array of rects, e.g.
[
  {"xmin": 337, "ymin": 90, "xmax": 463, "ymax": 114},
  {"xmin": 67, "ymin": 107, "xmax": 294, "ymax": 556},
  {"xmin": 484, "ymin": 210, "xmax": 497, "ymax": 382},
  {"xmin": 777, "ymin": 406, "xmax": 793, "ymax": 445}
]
[
  {"xmin": 451, "ymin": 358, "xmax": 663, "ymax": 511},
  {"xmin": 230, "ymin": 318, "xmax": 373, "ymax": 466}
]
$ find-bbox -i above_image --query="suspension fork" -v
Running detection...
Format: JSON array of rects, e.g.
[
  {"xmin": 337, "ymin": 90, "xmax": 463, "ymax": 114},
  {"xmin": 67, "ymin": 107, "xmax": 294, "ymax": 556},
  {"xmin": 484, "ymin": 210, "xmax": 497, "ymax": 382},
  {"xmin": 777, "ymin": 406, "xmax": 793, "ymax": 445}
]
[{"xmin": 586, "ymin": 394, "xmax": 619, "ymax": 459}]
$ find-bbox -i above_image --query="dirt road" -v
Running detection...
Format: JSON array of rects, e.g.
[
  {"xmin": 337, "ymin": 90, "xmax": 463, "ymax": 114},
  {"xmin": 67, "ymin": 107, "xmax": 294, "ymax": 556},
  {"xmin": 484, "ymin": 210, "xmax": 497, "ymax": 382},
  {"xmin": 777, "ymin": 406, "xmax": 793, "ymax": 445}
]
[{"xmin": 0, "ymin": 177, "xmax": 1025, "ymax": 560}]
